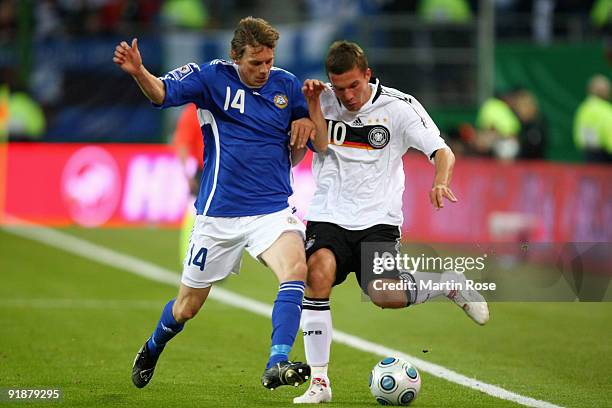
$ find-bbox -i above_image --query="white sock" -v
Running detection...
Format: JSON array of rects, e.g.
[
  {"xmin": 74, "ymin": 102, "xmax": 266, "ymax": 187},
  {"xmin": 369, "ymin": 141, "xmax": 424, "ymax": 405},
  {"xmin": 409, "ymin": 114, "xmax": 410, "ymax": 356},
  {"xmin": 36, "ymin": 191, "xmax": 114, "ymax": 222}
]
[
  {"xmin": 410, "ymin": 271, "xmax": 465, "ymax": 304},
  {"xmin": 311, "ymin": 365, "xmax": 329, "ymax": 379},
  {"xmin": 301, "ymin": 298, "xmax": 332, "ymax": 374}
]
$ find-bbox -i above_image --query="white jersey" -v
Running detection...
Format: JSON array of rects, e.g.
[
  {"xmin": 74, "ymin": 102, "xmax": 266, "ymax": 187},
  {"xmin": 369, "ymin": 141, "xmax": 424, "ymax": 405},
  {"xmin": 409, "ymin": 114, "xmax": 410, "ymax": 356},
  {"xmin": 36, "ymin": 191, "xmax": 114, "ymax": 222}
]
[{"xmin": 304, "ymin": 79, "xmax": 448, "ymax": 230}]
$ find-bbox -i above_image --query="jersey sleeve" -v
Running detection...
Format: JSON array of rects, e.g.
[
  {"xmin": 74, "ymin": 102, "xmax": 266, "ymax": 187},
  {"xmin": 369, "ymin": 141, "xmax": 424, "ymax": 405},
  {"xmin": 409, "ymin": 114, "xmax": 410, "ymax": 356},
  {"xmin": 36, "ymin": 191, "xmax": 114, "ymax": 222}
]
[
  {"xmin": 155, "ymin": 62, "xmax": 208, "ymax": 109},
  {"xmin": 400, "ymin": 97, "xmax": 447, "ymax": 162},
  {"xmin": 290, "ymin": 75, "xmax": 309, "ymax": 120}
]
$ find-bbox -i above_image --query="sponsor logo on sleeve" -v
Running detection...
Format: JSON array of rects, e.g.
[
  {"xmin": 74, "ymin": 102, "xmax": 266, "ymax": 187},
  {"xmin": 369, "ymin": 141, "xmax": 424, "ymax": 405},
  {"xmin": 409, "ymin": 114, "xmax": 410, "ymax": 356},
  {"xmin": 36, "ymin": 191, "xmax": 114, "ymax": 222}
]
[{"xmin": 168, "ymin": 63, "xmax": 197, "ymax": 81}]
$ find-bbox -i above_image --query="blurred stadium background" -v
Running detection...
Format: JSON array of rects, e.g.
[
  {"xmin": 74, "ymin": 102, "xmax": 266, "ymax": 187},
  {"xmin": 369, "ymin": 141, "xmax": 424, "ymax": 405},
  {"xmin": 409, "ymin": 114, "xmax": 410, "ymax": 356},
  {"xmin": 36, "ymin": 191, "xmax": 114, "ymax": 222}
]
[
  {"xmin": 0, "ymin": 0, "xmax": 610, "ymax": 237},
  {"xmin": 0, "ymin": 1, "xmax": 611, "ymax": 407}
]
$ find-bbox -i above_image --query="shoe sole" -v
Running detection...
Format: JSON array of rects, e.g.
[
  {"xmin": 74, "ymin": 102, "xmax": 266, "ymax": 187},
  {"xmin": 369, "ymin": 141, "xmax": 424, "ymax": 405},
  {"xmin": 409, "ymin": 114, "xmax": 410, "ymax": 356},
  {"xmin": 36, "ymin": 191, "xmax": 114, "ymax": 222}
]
[
  {"xmin": 263, "ymin": 364, "xmax": 311, "ymax": 390},
  {"xmin": 283, "ymin": 366, "xmax": 310, "ymax": 387}
]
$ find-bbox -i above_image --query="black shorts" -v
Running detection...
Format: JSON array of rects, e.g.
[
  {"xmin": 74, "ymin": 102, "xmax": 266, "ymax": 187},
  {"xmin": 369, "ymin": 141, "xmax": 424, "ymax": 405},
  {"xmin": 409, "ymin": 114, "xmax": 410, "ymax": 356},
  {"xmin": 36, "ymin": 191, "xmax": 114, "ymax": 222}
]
[{"xmin": 305, "ymin": 221, "xmax": 401, "ymax": 293}]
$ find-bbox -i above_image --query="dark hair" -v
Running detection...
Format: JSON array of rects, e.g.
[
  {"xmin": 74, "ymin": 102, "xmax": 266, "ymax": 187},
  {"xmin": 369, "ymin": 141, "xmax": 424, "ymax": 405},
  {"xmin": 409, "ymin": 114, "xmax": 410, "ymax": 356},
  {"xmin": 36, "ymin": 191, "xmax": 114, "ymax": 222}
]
[
  {"xmin": 325, "ymin": 41, "xmax": 368, "ymax": 75},
  {"xmin": 230, "ymin": 17, "xmax": 279, "ymax": 60}
]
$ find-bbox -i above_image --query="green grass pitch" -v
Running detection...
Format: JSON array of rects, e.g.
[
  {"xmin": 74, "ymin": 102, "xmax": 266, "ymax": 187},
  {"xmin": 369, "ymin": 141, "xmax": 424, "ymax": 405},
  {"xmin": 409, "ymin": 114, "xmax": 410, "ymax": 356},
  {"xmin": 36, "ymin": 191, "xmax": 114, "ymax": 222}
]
[{"xmin": 0, "ymin": 227, "xmax": 610, "ymax": 407}]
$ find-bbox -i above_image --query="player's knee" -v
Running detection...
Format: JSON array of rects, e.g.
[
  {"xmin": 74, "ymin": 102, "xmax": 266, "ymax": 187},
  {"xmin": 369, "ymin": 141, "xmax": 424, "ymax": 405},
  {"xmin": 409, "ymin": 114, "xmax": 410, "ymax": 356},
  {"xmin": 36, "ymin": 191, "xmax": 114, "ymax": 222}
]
[
  {"xmin": 307, "ymin": 253, "xmax": 336, "ymax": 289},
  {"xmin": 283, "ymin": 259, "xmax": 308, "ymax": 282},
  {"xmin": 306, "ymin": 268, "xmax": 334, "ymax": 296},
  {"xmin": 175, "ymin": 305, "xmax": 199, "ymax": 321},
  {"xmin": 174, "ymin": 299, "xmax": 203, "ymax": 321}
]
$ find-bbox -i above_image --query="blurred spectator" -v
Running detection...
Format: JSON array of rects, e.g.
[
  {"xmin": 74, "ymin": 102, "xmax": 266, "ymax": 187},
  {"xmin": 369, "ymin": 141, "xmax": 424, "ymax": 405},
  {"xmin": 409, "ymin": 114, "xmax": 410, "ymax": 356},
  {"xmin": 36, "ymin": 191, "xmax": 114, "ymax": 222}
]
[
  {"xmin": 467, "ymin": 89, "xmax": 547, "ymax": 161},
  {"xmin": 0, "ymin": 0, "xmax": 17, "ymax": 42},
  {"xmin": 511, "ymin": 89, "xmax": 547, "ymax": 159},
  {"xmin": 474, "ymin": 93, "xmax": 521, "ymax": 160},
  {"xmin": 302, "ymin": 0, "xmax": 380, "ymax": 21},
  {"xmin": 591, "ymin": 0, "xmax": 612, "ymax": 30},
  {"xmin": 573, "ymin": 74, "xmax": 612, "ymax": 163},
  {"xmin": 0, "ymin": 84, "xmax": 7, "ymax": 141},
  {"xmin": 7, "ymin": 90, "xmax": 46, "ymax": 141},
  {"xmin": 532, "ymin": 0, "xmax": 554, "ymax": 45},
  {"xmin": 417, "ymin": 0, "xmax": 472, "ymax": 23},
  {"xmin": 161, "ymin": 0, "xmax": 208, "ymax": 30},
  {"xmin": 591, "ymin": 0, "xmax": 612, "ymax": 64},
  {"xmin": 34, "ymin": 0, "xmax": 163, "ymax": 38},
  {"xmin": 172, "ymin": 103, "xmax": 203, "ymax": 261},
  {"xmin": 1, "ymin": 68, "xmax": 46, "ymax": 141}
]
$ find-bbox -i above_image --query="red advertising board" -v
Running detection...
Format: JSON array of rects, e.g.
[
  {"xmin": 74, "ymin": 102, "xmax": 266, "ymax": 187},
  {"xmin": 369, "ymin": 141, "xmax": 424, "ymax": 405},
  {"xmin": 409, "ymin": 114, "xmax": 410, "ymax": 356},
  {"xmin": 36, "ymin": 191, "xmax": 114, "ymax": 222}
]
[
  {"xmin": 3, "ymin": 143, "xmax": 190, "ymax": 227},
  {"xmin": 2, "ymin": 143, "xmax": 611, "ymax": 242},
  {"xmin": 401, "ymin": 156, "xmax": 612, "ymax": 242}
]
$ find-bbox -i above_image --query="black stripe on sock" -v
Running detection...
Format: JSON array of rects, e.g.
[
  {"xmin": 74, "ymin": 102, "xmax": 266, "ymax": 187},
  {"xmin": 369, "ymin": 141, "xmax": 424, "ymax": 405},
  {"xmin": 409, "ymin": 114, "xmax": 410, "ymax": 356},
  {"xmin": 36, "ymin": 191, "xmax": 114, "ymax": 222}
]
[
  {"xmin": 303, "ymin": 296, "xmax": 330, "ymax": 310},
  {"xmin": 304, "ymin": 297, "xmax": 329, "ymax": 302},
  {"xmin": 303, "ymin": 304, "xmax": 330, "ymax": 311}
]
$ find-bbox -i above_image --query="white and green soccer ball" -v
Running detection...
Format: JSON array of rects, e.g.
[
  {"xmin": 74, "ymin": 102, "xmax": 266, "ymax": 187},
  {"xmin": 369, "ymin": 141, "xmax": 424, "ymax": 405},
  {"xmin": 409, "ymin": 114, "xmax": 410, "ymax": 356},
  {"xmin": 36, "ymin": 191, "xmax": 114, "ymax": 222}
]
[{"xmin": 369, "ymin": 357, "xmax": 421, "ymax": 405}]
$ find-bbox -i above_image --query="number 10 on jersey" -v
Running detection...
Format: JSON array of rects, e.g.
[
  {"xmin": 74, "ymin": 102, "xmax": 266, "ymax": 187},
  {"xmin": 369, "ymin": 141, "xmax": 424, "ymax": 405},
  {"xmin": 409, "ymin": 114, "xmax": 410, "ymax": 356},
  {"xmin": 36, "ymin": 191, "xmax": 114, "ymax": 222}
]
[{"xmin": 327, "ymin": 120, "xmax": 346, "ymax": 145}]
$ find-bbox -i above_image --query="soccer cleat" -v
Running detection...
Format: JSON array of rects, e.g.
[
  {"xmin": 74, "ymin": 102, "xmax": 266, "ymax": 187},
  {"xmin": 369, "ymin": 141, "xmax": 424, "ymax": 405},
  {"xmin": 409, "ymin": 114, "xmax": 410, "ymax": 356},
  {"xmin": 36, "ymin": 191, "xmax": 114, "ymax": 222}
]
[
  {"xmin": 446, "ymin": 282, "xmax": 490, "ymax": 326},
  {"xmin": 131, "ymin": 341, "xmax": 160, "ymax": 388},
  {"xmin": 293, "ymin": 377, "xmax": 332, "ymax": 404},
  {"xmin": 261, "ymin": 361, "xmax": 311, "ymax": 390}
]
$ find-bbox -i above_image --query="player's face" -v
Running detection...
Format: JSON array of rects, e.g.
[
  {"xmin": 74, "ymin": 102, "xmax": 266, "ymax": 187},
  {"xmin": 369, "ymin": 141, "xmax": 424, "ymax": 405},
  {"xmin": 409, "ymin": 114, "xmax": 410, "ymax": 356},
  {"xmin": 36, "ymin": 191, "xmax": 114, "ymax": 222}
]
[
  {"xmin": 329, "ymin": 66, "xmax": 372, "ymax": 111},
  {"xmin": 235, "ymin": 45, "xmax": 275, "ymax": 88}
]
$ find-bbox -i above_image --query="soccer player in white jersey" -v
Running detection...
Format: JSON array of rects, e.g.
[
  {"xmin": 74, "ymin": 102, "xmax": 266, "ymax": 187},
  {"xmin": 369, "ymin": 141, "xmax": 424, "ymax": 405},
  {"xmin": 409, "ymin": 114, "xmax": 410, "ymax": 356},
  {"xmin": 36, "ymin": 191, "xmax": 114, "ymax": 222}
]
[
  {"xmin": 113, "ymin": 17, "xmax": 322, "ymax": 391},
  {"xmin": 292, "ymin": 41, "xmax": 490, "ymax": 403}
]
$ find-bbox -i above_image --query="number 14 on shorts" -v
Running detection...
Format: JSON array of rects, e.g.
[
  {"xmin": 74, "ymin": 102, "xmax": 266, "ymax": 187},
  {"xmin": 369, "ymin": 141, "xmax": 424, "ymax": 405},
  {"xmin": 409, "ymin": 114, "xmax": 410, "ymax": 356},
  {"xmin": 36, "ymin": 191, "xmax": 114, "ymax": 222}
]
[{"xmin": 188, "ymin": 245, "xmax": 208, "ymax": 271}]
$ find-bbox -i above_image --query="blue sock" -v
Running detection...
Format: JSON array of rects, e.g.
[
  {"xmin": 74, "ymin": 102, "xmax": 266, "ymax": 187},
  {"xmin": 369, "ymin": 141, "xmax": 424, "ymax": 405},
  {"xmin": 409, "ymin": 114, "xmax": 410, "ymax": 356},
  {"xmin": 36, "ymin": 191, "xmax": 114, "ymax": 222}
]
[
  {"xmin": 266, "ymin": 280, "xmax": 305, "ymax": 369},
  {"xmin": 146, "ymin": 299, "xmax": 185, "ymax": 357}
]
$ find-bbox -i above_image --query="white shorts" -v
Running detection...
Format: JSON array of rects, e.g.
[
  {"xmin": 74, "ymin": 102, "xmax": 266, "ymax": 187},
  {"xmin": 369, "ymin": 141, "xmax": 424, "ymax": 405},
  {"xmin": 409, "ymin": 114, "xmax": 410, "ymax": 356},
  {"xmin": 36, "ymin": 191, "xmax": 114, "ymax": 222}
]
[{"xmin": 181, "ymin": 207, "xmax": 306, "ymax": 289}]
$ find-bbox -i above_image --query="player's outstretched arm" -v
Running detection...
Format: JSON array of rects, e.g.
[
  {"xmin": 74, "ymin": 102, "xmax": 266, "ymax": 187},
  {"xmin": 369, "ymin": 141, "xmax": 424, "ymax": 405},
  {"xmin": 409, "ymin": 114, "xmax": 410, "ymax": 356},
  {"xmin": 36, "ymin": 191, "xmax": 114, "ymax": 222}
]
[
  {"xmin": 302, "ymin": 79, "xmax": 329, "ymax": 153},
  {"xmin": 429, "ymin": 147, "xmax": 458, "ymax": 210},
  {"xmin": 113, "ymin": 38, "xmax": 165, "ymax": 105}
]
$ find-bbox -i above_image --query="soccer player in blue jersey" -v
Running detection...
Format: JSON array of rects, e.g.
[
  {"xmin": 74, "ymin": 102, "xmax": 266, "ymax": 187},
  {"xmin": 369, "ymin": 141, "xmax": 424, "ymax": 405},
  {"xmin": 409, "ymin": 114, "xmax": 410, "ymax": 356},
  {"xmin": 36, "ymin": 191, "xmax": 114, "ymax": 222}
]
[{"xmin": 113, "ymin": 17, "xmax": 320, "ymax": 390}]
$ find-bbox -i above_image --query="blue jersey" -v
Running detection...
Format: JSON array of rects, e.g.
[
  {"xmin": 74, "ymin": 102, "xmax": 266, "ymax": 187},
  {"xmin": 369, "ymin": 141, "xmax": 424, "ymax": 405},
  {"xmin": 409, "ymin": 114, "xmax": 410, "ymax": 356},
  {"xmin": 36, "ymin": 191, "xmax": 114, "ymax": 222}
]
[{"xmin": 157, "ymin": 60, "xmax": 309, "ymax": 217}]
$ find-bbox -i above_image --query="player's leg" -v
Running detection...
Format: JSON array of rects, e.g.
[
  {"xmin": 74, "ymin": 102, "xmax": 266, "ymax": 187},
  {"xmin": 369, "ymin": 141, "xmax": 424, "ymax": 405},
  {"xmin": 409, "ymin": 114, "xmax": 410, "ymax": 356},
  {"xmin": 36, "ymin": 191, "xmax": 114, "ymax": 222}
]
[
  {"xmin": 413, "ymin": 270, "xmax": 489, "ymax": 325},
  {"xmin": 246, "ymin": 208, "xmax": 310, "ymax": 389},
  {"xmin": 293, "ymin": 248, "xmax": 335, "ymax": 404},
  {"xmin": 356, "ymin": 225, "xmax": 411, "ymax": 309},
  {"xmin": 258, "ymin": 230, "xmax": 310, "ymax": 388},
  {"xmin": 294, "ymin": 222, "xmax": 353, "ymax": 404},
  {"xmin": 367, "ymin": 271, "xmax": 489, "ymax": 324},
  {"xmin": 132, "ymin": 215, "xmax": 243, "ymax": 388},
  {"xmin": 132, "ymin": 284, "xmax": 211, "ymax": 388},
  {"xmin": 358, "ymin": 224, "xmax": 489, "ymax": 324}
]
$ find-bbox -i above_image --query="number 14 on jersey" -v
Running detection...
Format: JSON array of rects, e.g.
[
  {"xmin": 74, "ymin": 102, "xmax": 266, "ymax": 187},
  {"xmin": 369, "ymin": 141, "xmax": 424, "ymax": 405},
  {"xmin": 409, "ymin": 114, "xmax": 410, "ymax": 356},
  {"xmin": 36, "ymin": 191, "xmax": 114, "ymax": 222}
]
[{"xmin": 224, "ymin": 87, "xmax": 245, "ymax": 114}]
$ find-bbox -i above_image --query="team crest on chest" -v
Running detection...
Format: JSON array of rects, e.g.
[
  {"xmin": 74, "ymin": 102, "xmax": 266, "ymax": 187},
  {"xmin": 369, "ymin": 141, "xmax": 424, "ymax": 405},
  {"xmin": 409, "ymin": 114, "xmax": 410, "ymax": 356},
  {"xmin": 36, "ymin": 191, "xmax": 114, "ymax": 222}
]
[
  {"xmin": 367, "ymin": 126, "xmax": 390, "ymax": 149},
  {"xmin": 274, "ymin": 94, "xmax": 288, "ymax": 109}
]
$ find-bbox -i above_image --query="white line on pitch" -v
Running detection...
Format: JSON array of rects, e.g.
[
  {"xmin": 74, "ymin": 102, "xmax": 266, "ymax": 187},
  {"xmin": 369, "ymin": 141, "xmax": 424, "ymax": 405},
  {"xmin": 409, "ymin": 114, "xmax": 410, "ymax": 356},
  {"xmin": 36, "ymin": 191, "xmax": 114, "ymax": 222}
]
[{"xmin": 2, "ymin": 224, "xmax": 564, "ymax": 408}]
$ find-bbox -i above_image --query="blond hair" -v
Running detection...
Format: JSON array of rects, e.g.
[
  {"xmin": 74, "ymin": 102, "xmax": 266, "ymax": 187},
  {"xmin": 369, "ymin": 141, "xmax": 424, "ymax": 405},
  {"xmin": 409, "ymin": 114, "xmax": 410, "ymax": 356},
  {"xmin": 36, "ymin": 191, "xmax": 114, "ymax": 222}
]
[{"xmin": 230, "ymin": 17, "xmax": 279, "ymax": 60}]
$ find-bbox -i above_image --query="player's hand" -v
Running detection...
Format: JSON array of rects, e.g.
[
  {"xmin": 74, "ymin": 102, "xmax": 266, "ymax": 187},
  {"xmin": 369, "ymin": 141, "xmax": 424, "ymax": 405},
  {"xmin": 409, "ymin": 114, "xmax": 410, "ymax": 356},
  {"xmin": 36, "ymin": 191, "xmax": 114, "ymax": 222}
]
[
  {"xmin": 290, "ymin": 117, "xmax": 316, "ymax": 149},
  {"xmin": 429, "ymin": 184, "xmax": 458, "ymax": 210},
  {"xmin": 113, "ymin": 38, "xmax": 143, "ymax": 76},
  {"xmin": 302, "ymin": 79, "xmax": 327, "ymax": 103}
]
